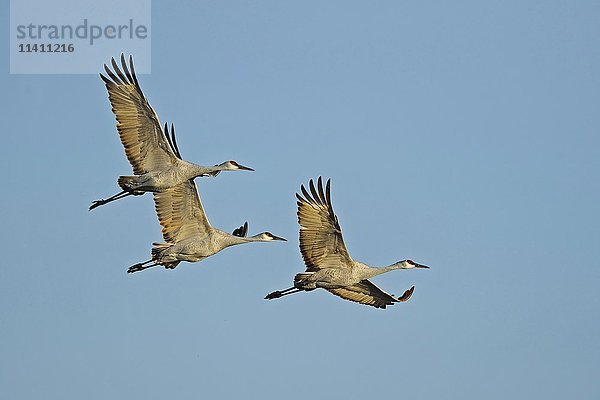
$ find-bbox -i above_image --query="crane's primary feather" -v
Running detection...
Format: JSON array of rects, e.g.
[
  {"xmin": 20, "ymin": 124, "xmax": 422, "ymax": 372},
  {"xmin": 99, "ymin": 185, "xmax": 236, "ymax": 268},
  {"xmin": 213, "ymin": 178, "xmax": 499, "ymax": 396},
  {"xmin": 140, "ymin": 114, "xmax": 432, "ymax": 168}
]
[{"xmin": 232, "ymin": 222, "xmax": 249, "ymax": 238}]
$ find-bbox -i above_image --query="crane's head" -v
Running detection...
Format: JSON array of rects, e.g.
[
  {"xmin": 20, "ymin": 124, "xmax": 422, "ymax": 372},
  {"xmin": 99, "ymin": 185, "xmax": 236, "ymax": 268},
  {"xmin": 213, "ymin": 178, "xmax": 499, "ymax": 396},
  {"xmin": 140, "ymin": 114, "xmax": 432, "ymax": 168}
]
[
  {"xmin": 251, "ymin": 232, "xmax": 287, "ymax": 242},
  {"xmin": 219, "ymin": 160, "xmax": 254, "ymax": 171},
  {"xmin": 397, "ymin": 259, "xmax": 429, "ymax": 269}
]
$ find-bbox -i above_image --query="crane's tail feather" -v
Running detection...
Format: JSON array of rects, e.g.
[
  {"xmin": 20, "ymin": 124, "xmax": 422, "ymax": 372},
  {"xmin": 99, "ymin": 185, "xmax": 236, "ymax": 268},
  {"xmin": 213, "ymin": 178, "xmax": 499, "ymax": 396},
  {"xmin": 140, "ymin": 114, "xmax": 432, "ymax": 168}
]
[
  {"xmin": 293, "ymin": 272, "xmax": 314, "ymax": 286},
  {"xmin": 151, "ymin": 242, "xmax": 171, "ymax": 259},
  {"xmin": 117, "ymin": 176, "xmax": 140, "ymax": 191},
  {"xmin": 150, "ymin": 243, "xmax": 180, "ymax": 269}
]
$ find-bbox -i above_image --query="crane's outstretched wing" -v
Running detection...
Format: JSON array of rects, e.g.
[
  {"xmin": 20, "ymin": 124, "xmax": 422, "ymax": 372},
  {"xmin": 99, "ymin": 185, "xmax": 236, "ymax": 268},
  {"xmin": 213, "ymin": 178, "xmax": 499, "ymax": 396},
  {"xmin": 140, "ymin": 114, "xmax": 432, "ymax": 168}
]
[
  {"xmin": 153, "ymin": 180, "xmax": 212, "ymax": 243},
  {"xmin": 328, "ymin": 281, "xmax": 415, "ymax": 309},
  {"xmin": 100, "ymin": 54, "xmax": 178, "ymax": 175},
  {"xmin": 297, "ymin": 177, "xmax": 353, "ymax": 271}
]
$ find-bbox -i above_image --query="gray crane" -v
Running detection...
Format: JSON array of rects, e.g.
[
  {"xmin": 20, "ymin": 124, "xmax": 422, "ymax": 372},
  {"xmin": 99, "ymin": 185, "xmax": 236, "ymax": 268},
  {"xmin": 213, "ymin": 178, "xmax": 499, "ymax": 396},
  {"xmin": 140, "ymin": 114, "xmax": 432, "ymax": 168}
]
[
  {"xmin": 265, "ymin": 177, "xmax": 429, "ymax": 309},
  {"xmin": 90, "ymin": 54, "xmax": 253, "ymax": 211},
  {"xmin": 127, "ymin": 179, "xmax": 286, "ymax": 273}
]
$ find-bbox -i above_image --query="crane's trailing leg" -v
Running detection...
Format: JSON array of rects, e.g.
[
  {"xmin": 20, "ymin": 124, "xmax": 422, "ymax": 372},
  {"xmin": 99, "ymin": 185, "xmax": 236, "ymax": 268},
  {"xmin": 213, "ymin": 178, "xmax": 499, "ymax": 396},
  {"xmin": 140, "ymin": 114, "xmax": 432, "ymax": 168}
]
[
  {"xmin": 89, "ymin": 190, "xmax": 134, "ymax": 210},
  {"xmin": 127, "ymin": 259, "xmax": 158, "ymax": 274},
  {"xmin": 264, "ymin": 287, "xmax": 302, "ymax": 300}
]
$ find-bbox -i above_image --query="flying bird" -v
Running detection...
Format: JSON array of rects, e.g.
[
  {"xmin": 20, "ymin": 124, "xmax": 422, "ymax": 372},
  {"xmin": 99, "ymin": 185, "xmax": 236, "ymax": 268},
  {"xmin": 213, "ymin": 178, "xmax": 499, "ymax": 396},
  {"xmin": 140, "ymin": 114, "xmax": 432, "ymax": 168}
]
[
  {"xmin": 90, "ymin": 54, "xmax": 253, "ymax": 210},
  {"xmin": 265, "ymin": 177, "xmax": 429, "ymax": 309},
  {"xmin": 127, "ymin": 179, "xmax": 286, "ymax": 273}
]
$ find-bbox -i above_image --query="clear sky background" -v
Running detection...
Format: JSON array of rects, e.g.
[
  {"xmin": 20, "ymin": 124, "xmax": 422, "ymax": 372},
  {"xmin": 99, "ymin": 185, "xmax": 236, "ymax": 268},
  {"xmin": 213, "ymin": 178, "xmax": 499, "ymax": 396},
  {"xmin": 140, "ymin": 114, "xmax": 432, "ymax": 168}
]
[{"xmin": 1, "ymin": 1, "xmax": 599, "ymax": 399}]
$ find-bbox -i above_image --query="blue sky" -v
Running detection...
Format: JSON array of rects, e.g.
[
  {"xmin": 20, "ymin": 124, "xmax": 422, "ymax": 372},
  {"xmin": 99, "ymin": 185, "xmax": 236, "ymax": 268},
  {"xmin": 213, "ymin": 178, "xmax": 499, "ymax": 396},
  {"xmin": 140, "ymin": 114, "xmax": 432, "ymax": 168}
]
[{"xmin": 1, "ymin": 1, "xmax": 599, "ymax": 399}]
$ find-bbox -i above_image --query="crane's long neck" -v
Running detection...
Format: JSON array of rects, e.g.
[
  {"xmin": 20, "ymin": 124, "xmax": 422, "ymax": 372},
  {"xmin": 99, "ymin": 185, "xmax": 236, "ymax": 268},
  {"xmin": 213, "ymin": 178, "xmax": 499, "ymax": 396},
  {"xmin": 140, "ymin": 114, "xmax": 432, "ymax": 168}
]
[
  {"xmin": 188, "ymin": 162, "xmax": 222, "ymax": 177},
  {"xmin": 357, "ymin": 261, "xmax": 403, "ymax": 280},
  {"xmin": 220, "ymin": 232, "xmax": 268, "ymax": 249},
  {"xmin": 221, "ymin": 234, "xmax": 250, "ymax": 248}
]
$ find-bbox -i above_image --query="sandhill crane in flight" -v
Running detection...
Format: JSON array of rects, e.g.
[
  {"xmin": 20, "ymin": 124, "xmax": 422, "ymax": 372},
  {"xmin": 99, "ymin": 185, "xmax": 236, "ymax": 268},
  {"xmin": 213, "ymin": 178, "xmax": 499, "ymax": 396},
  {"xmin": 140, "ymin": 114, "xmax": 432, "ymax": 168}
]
[
  {"xmin": 265, "ymin": 177, "xmax": 429, "ymax": 309},
  {"xmin": 127, "ymin": 179, "xmax": 286, "ymax": 273},
  {"xmin": 90, "ymin": 54, "xmax": 253, "ymax": 211}
]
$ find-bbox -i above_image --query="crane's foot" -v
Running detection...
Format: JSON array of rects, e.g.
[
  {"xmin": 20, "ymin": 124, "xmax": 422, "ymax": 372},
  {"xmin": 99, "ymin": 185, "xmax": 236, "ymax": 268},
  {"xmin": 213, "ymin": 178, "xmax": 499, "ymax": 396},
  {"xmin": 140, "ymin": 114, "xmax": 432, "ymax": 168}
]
[
  {"xmin": 89, "ymin": 200, "xmax": 107, "ymax": 211},
  {"xmin": 128, "ymin": 263, "xmax": 150, "ymax": 273},
  {"xmin": 397, "ymin": 286, "xmax": 415, "ymax": 302},
  {"xmin": 265, "ymin": 290, "xmax": 283, "ymax": 300},
  {"xmin": 265, "ymin": 287, "xmax": 301, "ymax": 299},
  {"xmin": 89, "ymin": 190, "xmax": 136, "ymax": 211}
]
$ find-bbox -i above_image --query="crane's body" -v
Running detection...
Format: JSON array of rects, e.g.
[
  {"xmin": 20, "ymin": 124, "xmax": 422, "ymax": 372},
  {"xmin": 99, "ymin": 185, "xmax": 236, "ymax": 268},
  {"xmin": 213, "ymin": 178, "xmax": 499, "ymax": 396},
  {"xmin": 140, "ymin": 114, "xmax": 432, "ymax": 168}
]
[
  {"xmin": 265, "ymin": 177, "xmax": 428, "ymax": 309},
  {"xmin": 90, "ymin": 55, "xmax": 252, "ymax": 211},
  {"xmin": 117, "ymin": 158, "xmax": 243, "ymax": 194},
  {"xmin": 292, "ymin": 261, "xmax": 414, "ymax": 289},
  {"xmin": 128, "ymin": 179, "xmax": 286, "ymax": 273},
  {"xmin": 146, "ymin": 230, "xmax": 280, "ymax": 268}
]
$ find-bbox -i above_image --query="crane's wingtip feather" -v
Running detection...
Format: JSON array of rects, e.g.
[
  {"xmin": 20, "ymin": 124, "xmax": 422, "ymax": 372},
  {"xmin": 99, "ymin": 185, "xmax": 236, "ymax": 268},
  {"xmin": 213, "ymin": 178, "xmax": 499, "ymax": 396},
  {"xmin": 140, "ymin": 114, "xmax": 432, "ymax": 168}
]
[{"xmin": 397, "ymin": 286, "xmax": 415, "ymax": 302}]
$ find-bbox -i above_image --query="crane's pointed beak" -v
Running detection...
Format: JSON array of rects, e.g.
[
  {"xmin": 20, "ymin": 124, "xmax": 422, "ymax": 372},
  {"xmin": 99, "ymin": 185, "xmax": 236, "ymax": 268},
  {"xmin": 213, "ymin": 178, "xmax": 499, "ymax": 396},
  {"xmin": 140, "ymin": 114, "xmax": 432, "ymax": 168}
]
[
  {"xmin": 271, "ymin": 235, "xmax": 287, "ymax": 241},
  {"xmin": 416, "ymin": 263, "xmax": 429, "ymax": 269},
  {"xmin": 237, "ymin": 164, "xmax": 254, "ymax": 171}
]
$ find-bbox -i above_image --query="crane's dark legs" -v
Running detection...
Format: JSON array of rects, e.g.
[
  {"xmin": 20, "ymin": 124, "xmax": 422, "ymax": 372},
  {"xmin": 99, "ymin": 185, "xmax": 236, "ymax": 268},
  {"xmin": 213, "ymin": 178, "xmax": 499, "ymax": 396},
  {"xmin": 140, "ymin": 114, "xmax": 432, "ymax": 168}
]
[
  {"xmin": 264, "ymin": 287, "xmax": 301, "ymax": 300},
  {"xmin": 89, "ymin": 190, "xmax": 133, "ymax": 210},
  {"xmin": 128, "ymin": 259, "xmax": 158, "ymax": 274}
]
